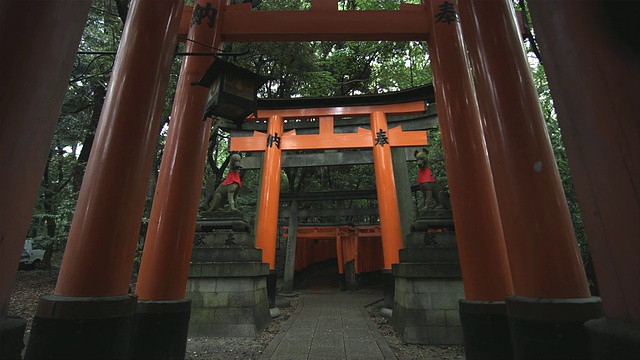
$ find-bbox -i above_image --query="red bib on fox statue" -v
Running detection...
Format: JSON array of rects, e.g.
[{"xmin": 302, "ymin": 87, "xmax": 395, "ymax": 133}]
[
  {"xmin": 221, "ymin": 171, "xmax": 242, "ymax": 187},
  {"xmin": 418, "ymin": 167, "xmax": 436, "ymax": 184}
]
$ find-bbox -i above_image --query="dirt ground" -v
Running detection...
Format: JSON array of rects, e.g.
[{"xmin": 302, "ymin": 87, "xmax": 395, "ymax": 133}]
[{"xmin": 10, "ymin": 268, "xmax": 464, "ymax": 359}]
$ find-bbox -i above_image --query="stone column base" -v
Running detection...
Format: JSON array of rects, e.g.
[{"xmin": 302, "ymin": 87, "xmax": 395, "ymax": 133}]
[
  {"xmin": 458, "ymin": 300, "xmax": 512, "ymax": 360},
  {"xmin": 187, "ymin": 262, "xmax": 270, "ymax": 338},
  {"xmin": 585, "ymin": 317, "xmax": 640, "ymax": 360},
  {"xmin": 267, "ymin": 269, "xmax": 277, "ymax": 309},
  {"xmin": 1, "ymin": 316, "xmax": 27, "ymax": 360},
  {"xmin": 392, "ymin": 276, "xmax": 465, "ymax": 344},
  {"xmin": 130, "ymin": 299, "xmax": 191, "ymax": 360},
  {"xmin": 506, "ymin": 295, "xmax": 603, "ymax": 360},
  {"xmin": 382, "ymin": 270, "xmax": 394, "ymax": 309},
  {"xmin": 24, "ymin": 294, "xmax": 137, "ymax": 360}
]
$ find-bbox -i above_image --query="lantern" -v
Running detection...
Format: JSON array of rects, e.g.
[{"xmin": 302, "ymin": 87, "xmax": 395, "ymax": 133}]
[{"xmin": 193, "ymin": 58, "xmax": 267, "ymax": 128}]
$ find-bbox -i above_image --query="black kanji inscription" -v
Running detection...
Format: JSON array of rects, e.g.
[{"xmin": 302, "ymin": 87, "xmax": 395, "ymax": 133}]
[
  {"xmin": 435, "ymin": 1, "xmax": 458, "ymax": 25},
  {"xmin": 226, "ymin": 233, "xmax": 236, "ymax": 245},
  {"xmin": 266, "ymin": 133, "xmax": 281, "ymax": 149},
  {"xmin": 191, "ymin": 2, "xmax": 217, "ymax": 28},
  {"xmin": 375, "ymin": 129, "xmax": 389, "ymax": 147}
]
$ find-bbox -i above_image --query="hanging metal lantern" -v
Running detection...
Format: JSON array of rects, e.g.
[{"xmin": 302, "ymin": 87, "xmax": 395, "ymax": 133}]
[{"xmin": 193, "ymin": 58, "xmax": 267, "ymax": 128}]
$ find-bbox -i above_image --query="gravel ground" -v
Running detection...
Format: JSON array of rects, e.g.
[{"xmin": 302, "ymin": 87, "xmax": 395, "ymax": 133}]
[{"xmin": 10, "ymin": 268, "xmax": 464, "ymax": 359}]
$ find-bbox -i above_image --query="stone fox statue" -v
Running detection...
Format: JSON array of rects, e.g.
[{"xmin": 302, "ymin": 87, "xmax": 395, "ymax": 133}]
[
  {"xmin": 203, "ymin": 153, "xmax": 243, "ymax": 211},
  {"xmin": 415, "ymin": 148, "xmax": 450, "ymax": 210}
]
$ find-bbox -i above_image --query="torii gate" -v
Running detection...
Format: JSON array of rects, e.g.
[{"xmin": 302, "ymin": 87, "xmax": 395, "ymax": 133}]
[
  {"xmin": 7, "ymin": 1, "xmax": 619, "ymax": 359},
  {"xmin": 230, "ymin": 101, "xmax": 428, "ymax": 273}
]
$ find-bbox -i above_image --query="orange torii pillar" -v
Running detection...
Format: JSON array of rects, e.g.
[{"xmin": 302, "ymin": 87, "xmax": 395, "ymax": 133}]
[
  {"xmin": 24, "ymin": 2, "xmax": 184, "ymax": 359},
  {"xmin": 0, "ymin": 2, "xmax": 91, "ymax": 358},
  {"xmin": 426, "ymin": 0, "xmax": 514, "ymax": 357},
  {"xmin": 371, "ymin": 111, "xmax": 404, "ymax": 308},
  {"xmin": 458, "ymin": 1, "xmax": 603, "ymax": 359},
  {"xmin": 527, "ymin": 2, "xmax": 639, "ymax": 358},
  {"xmin": 256, "ymin": 115, "xmax": 284, "ymax": 307},
  {"xmin": 132, "ymin": 0, "xmax": 225, "ymax": 358}
]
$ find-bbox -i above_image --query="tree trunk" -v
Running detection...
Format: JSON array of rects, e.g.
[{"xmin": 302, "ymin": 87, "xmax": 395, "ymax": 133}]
[{"xmin": 73, "ymin": 84, "xmax": 105, "ymax": 192}]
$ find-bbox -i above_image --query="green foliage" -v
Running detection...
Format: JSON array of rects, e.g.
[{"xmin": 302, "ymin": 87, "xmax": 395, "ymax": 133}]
[{"xmin": 26, "ymin": 3, "xmax": 123, "ymax": 263}]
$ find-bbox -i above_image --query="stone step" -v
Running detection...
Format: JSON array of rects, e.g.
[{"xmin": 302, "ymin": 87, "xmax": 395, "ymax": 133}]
[
  {"xmin": 399, "ymin": 246, "xmax": 460, "ymax": 263},
  {"xmin": 191, "ymin": 247, "xmax": 263, "ymax": 263},
  {"xmin": 189, "ymin": 262, "xmax": 269, "ymax": 277},
  {"xmin": 194, "ymin": 231, "xmax": 254, "ymax": 247},
  {"xmin": 393, "ymin": 262, "xmax": 462, "ymax": 278},
  {"xmin": 405, "ymin": 231, "xmax": 457, "ymax": 248}
]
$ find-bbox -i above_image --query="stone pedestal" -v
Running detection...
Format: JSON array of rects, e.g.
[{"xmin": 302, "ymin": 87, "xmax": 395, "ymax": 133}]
[
  {"xmin": 187, "ymin": 212, "xmax": 270, "ymax": 337},
  {"xmin": 392, "ymin": 213, "xmax": 464, "ymax": 344},
  {"xmin": 24, "ymin": 295, "xmax": 137, "ymax": 360},
  {"xmin": 506, "ymin": 295, "xmax": 603, "ymax": 360},
  {"xmin": 130, "ymin": 299, "xmax": 191, "ymax": 360},
  {"xmin": 585, "ymin": 317, "xmax": 640, "ymax": 360},
  {"xmin": 459, "ymin": 300, "xmax": 512, "ymax": 360},
  {"xmin": 1, "ymin": 316, "xmax": 27, "ymax": 360}
]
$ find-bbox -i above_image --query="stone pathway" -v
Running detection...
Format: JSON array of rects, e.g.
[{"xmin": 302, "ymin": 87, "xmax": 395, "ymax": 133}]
[{"xmin": 259, "ymin": 290, "xmax": 396, "ymax": 360}]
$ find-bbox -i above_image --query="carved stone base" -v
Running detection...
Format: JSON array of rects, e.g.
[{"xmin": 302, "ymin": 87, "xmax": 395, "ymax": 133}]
[
  {"xmin": 188, "ymin": 222, "xmax": 270, "ymax": 338},
  {"xmin": 392, "ymin": 230, "xmax": 463, "ymax": 345}
]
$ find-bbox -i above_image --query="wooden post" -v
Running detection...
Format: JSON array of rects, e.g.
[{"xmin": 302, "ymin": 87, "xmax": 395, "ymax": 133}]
[
  {"xmin": 336, "ymin": 228, "xmax": 345, "ymax": 275},
  {"xmin": 54, "ymin": 0, "xmax": 184, "ymax": 297},
  {"xmin": 255, "ymin": 115, "xmax": 284, "ymax": 269},
  {"xmin": 131, "ymin": 1, "xmax": 225, "ymax": 357},
  {"xmin": 282, "ymin": 200, "xmax": 299, "ymax": 294},
  {"xmin": 255, "ymin": 115, "xmax": 284, "ymax": 307},
  {"xmin": 426, "ymin": 0, "xmax": 515, "ymax": 356},
  {"xmin": 136, "ymin": 0, "xmax": 226, "ymax": 301},
  {"xmin": 0, "ymin": 2, "xmax": 90, "ymax": 358},
  {"xmin": 527, "ymin": 1, "xmax": 638, "ymax": 358},
  {"xmin": 370, "ymin": 111, "xmax": 404, "ymax": 270},
  {"xmin": 459, "ymin": 0, "xmax": 590, "ymax": 300},
  {"xmin": 457, "ymin": 1, "xmax": 605, "ymax": 357},
  {"xmin": 391, "ymin": 147, "xmax": 415, "ymax": 245},
  {"xmin": 25, "ymin": 1, "xmax": 184, "ymax": 359},
  {"xmin": 426, "ymin": 0, "xmax": 513, "ymax": 302}
]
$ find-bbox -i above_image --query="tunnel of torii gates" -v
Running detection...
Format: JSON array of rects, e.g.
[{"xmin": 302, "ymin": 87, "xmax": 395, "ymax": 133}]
[{"xmin": 1, "ymin": 0, "xmax": 638, "ymax": 359}]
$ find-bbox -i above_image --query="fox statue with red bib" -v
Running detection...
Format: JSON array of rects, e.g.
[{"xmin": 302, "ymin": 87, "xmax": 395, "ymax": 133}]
[
  {"xmin": 415, "ymin": 148, "xmax": 450, "ymax": 211},
  {"xmin": 203, "ymin": 153, "xmax": 243, "ymax": 211}
]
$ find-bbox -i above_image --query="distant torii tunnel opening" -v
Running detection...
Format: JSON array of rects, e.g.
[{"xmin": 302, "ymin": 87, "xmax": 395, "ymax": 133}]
[{"xmin": 283, "ymin": 225, "xmax": 385, "ymax": 291}]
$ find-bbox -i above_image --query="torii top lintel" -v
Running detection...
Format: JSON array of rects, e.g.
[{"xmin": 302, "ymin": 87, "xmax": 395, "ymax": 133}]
[
  {"xmin": 230, "ymin": 114, "xmax": 427, "ymax": 152},
  {"xmin": 179, "ymin": 1, "xmax": 431, "ymax": 42}
]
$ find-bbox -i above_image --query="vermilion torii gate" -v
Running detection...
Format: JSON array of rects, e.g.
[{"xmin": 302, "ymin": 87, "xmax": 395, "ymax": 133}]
[
  {"xmin": 230, "ymin": 103, "xmax": 428, "ymax": 273},
  {"xmin": 3, "ymin": 1, "xmax": 638, "ymax": 360}
]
